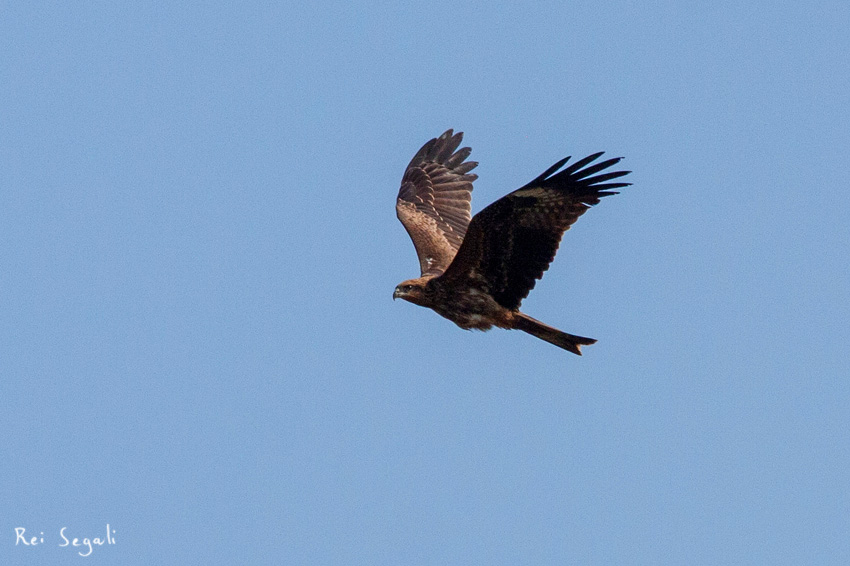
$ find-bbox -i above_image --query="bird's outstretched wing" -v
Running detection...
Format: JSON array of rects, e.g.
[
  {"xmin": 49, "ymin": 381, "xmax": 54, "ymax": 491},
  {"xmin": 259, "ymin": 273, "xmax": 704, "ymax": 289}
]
[
  {"xmin": 396, "ymin": 130, "xmax": 478, "ymax": 277},
  {"xmin": 439, "ymin": 152, "xmax": 631, "ymax": 310}
]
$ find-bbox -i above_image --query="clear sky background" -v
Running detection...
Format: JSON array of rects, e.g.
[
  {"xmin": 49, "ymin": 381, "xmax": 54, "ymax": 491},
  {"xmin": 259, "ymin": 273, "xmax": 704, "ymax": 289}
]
[{"xmin": 2, "ymin": 1, "xmax": 848, "ymax": 564}]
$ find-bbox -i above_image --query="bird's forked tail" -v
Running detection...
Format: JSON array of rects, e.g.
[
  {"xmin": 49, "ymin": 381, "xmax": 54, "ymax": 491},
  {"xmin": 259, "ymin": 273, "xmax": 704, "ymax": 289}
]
[{"xmin": 512, "ymin": 313, "xmax": 597, "ymax": 355}]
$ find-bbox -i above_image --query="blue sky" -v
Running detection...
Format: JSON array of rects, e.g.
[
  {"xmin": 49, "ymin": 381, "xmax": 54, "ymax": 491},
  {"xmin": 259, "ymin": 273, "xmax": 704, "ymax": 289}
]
[{"xmin": 2, "ymin": 1, "xmax": 848, "ymax": 564}]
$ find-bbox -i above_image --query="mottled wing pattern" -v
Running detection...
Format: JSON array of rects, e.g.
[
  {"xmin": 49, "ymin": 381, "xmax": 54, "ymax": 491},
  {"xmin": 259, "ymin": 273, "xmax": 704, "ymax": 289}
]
[
  {"xmin": 396, "ymin": 130, "xmax": 478, "ymax": 276},
  {"xmin": 439, "ymin": 152, "xmax": 631, "ymax": 310}
]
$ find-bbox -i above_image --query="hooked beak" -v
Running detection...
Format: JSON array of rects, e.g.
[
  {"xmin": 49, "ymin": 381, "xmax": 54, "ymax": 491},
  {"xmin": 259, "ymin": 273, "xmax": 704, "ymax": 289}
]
[{"xmin": 392, "ymin": 288, "xmax": 400, "ymax": 301}]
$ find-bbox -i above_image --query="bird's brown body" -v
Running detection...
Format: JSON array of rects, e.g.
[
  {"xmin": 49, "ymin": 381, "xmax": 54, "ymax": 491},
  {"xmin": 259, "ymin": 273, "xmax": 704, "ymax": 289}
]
[
  {"xmin": 393, "ymin": 130, "xmax": 630, "ymax": 355},
  {"xmin": 394, "ymin": 274, "xmax": 509, "ymax": 330}
]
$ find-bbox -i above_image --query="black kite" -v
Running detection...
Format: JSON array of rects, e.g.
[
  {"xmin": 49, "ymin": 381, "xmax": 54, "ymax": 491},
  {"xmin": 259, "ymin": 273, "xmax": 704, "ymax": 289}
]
[{"xmin": 393, "ymin": 130, "xmax": 630, "ymax": 355}]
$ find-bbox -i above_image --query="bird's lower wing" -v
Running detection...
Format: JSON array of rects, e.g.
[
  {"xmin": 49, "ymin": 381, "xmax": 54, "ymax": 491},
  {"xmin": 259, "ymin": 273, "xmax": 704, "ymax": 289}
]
[{"xmin": 438, "ymin": 152, "xmax": 630, "ymax": 310}]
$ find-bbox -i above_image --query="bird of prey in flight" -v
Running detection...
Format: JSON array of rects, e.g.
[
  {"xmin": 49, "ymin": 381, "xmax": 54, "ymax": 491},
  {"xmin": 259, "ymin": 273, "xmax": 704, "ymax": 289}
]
[{"xmin": 393, "ymin": 130, "xmax": 630, "ymax": 355}]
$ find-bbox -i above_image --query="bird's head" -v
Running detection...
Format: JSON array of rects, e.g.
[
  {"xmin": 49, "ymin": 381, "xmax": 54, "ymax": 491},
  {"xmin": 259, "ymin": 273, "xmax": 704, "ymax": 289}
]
[{"xmin": 393, "ymin": 278, "xmax": 429, "ymax": 306}]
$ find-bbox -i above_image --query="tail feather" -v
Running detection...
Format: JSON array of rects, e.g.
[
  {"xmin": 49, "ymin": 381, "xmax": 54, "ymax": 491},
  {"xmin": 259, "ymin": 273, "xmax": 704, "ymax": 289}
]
[{"xmin": 512, "ymin": 313, "xmax": 596, "ymax": 355}]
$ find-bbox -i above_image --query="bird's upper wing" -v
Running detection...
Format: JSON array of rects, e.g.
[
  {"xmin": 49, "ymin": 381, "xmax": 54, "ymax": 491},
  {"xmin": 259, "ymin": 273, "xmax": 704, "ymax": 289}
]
[
  {"xmin": 396, "ymin": 130, "xmax": 478, "ymax": 277},
  {"xmin": 438, "ymin": 152, "xmax": 631, "ymax": 310}
]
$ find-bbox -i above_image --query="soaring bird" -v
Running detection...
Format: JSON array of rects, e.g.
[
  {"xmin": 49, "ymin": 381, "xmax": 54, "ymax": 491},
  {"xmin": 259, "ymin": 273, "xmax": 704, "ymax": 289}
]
[{"xmin": 393, "ymin": 130, "xmax": 630, "ymax": 355}]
